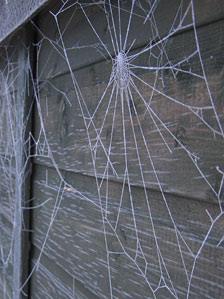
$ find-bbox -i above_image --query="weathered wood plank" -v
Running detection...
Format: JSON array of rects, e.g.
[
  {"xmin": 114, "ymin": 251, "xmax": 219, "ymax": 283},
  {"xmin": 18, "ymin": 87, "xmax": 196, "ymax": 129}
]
[
  {"xmin": 0, "ymin": 214, "xmax": 14, "ymax": 299},
  {"xmin": 30, "ymin": 1, "xmax": 224, "ymax": 298},
  {"xmin": 31, "ymin": 249, "xmax": 100, "ymax": 299},
  {"xmin": 0, "ymin": 0, "xmax": 49, "ymax": 44},
  {"xmin": 0, "ymin": 28, "xmax": 33, "ymax": 299},
  {"xmin": 31, "ymin": 165, "xmax": 224, "ymax": 299},
  {"xmin": 0, "ymin": 275, "xmax": 13, "ymax": 299},
  {"xmin": 36, "ymin": 0, "xmax": 224, "ymax": 81},
  {"xmin": 34, "ymin": 18, "xmax": 224, "ymax": 201}
]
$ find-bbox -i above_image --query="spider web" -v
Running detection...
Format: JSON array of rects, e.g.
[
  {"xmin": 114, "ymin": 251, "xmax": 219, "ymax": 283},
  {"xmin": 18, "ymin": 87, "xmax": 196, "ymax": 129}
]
[{"xmin": 0, "ymin": 1, "xmax": 224, "ymax": 298}]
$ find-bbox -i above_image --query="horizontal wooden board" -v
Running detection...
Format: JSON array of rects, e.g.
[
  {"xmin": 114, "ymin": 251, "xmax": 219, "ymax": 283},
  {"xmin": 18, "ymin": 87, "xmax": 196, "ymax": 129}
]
[
  {"xmin": 33, "ymin": 19, "xmax": 224, "ymax": 201},
  {"xmin": 30, "ymin": 1, "xmax": 224, "ymax": 298},
  {"xmin": 31, "ymin": 164, "xmax": 224, "ymax": 299},
  {"xmin": 36, "ymin": 0, "xmax": 224, "ymax": 81},
  {"xmin": 31, "ymin": 249, "xmax": 100, "ymax": 299}
]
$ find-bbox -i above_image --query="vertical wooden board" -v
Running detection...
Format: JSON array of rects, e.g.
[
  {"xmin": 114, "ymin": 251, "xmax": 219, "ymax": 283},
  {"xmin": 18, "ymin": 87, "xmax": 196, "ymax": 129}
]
[
  {"xmin": 0, "ymin": 35, "xmax": 21, "ymax": 299},
  {"xmin": 0, "ymin": 27, "xmax": 33, "ymax": 298},
  {"xmin": 0, "ymin": 276, "xmax": 12, "ymax": 299},
  {"xmin": 0, "ymin": 219, "xmax": 13, "ymax": 299},
  {"xmin": 0, "ymin": 43, "xmax": 24, "ymax": 93}
]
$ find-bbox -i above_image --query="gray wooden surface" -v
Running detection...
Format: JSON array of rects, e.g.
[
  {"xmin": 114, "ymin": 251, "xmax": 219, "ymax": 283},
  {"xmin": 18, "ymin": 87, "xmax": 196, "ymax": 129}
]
[
  {"xmin": 0, "ymin": 0, "xmax": 49, "ymax": 44},
  {"xmin": 0, "ymin": 30, "xmax": 31, "ymax": 299},
  {"xmin": 34, "ymin": 18, "xmax": 224, "ymax": 201},
  {"xmin": 28, "ymin": 1, "xmax": 224, "ymax": 299}
]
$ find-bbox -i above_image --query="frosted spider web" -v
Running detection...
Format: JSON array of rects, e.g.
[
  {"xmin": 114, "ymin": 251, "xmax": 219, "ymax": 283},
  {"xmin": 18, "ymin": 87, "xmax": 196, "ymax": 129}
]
[{"xmin": 0, "ymin": 0, "xmax": 224, "ymax": 298}]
